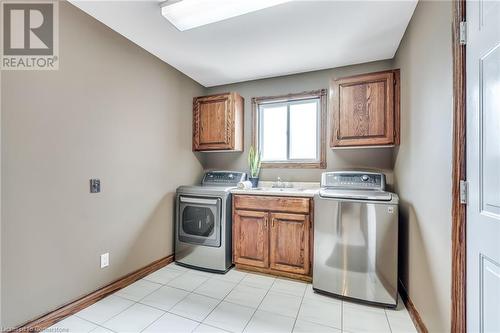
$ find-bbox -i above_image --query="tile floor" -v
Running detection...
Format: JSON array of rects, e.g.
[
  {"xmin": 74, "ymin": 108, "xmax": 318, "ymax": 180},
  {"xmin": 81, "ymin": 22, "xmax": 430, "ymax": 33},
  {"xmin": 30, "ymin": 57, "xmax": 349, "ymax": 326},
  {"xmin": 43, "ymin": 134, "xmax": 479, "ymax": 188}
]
[{"xmin": 44, "ymin": 263, "xmax": 417, "ymax": 333}]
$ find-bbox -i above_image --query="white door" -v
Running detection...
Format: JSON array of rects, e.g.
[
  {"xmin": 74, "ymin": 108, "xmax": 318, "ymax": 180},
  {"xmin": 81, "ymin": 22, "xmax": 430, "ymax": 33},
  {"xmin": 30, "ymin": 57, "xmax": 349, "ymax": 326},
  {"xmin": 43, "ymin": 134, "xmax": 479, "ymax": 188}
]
[{"xmin": 466, "ymin": 1, "xmax": 500, "ymax": 332}]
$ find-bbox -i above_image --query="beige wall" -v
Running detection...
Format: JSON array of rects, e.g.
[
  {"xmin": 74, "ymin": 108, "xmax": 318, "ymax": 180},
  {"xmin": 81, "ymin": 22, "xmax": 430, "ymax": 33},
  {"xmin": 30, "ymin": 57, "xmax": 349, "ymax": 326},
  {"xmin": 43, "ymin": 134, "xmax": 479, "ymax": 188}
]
[
  {"xmin": 393, "ymin": 1, "xmax": 453, "ymax": 332},
  {"xmin": 1, "ymin": 3, "xmax": 204, "ymax": 327},
  {"xmin": 203, "ymin": 61, "xmax": 396, "ymax": 187}
]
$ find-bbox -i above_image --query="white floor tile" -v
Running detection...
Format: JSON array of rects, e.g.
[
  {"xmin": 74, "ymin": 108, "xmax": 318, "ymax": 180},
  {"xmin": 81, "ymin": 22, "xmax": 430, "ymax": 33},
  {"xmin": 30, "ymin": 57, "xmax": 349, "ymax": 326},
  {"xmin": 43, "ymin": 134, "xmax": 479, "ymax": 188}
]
[
  {"xmin": 142, "ymin": 312, "xmax": 199, "ymax": 333},
  {"xmin": 297, "ymin": 298, "xmax": 342, "ymax": 329},
  {"xmin": 303, "ymin": 285, "xmax": 342, "ymax": 304},
  {"xmin": 258, "ymin": 291, "xmax": 302, "ymax": 318},
  {"xmin": 90, "ymin": 326, "xmax": 115, "ymax": 333},
  {"xmin": 343, "ymin": 303, "xmax": 391, "ymax": 333},
  {"xmin": 224, "ymin": 284, "xmax": 268, "ymax": 308},
  {"xmin": 170, "ymin": 293, "xmax": 220, "ymax": 322},
  {"xmin": 386, "ymin": 310, "xmax": 417, "ymax": 333},
  {"xmin": 343, "ymin": 299, "xmax": 386, "ymax": 314},
  {"xmin": 102, "ymin": 303, "xmax": 164, "ymax": 333},
  {"xmin": 44, "ymin": 316, "xmax": 96, "ymax": 333},
  {"xmin": 244, "ymin": 310, "xmax": 295, "ymax": 333},
  {"xmin": 194, "ymin": 324, "xmax": 231, "ymax": 333},
  {"xmin": 240, "ymin": 273, "xmax": 276, "ymax": 289},
  {"xmin": 143, "ymin": 266, "xmax": 184, "ymax": 284},
  {"xmin": 270, "ymin": 279, "xmax": 307, "ymax": 297},
  {"xmin": 140, "ymin": 285, "xmax": 189, "ymax": 311},
  {"xmin": 114, "ymin": 279, "xmax": 161, "ymax": 302},
  {"xmin": 167, "ymin": 262, "xmax": 189, "ymax": 271},
  {"xmin": 76, "ymin": 295, "xmax": 134, "ymax": 324},
  {"xmin": 194, "ymin": 279, "xmax": 238, "ymax": 299},
  {"xmin": 187, "ymin": 269, "xmax": 220, "ymax": 278},
  {"xmin": 167, "ymin": 272, "xmax": 209, "ymax": 292},
  {"xmin": 203, "ymin": 301, "xmax": 255, "ymax": 333},
  {"xmin": 46, "ymin": 269, "xmax": 415, "ymax": 333},
  {"xmin": 293, "ymin": 320, "xmax": 341, "ymax": 333},
  {"xmin": 212, "ymin": 269, "xmax": 247, "ymax": 283}
]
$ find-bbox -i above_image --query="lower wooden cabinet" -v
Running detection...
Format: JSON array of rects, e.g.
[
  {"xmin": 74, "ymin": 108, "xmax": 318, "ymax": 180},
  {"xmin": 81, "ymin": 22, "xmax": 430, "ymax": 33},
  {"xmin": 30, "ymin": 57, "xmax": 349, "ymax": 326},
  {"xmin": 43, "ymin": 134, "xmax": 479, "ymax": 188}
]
[
  {"xmin": 269, "ymin": 213, "xmax": 310, "ymax": 275},
  {"xmin": 233, "ymin": 210, "xmax": 269, "ymax": 268},
  {"xmin": 232, "ymin": 195, "xmax": 312, "ymax": 280}
]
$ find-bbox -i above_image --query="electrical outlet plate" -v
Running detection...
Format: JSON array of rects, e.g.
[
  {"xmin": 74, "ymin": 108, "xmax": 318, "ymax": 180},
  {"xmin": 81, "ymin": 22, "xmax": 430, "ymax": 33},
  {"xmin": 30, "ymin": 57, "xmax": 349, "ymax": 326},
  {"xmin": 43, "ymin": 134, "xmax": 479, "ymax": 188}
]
[
  {"xmin": 90, "ymin": 179, "xmax": 101, "ymax": 193},
  {"xmin": 100, "ymin": 253, "xmax": 109, "ymax": 268}
]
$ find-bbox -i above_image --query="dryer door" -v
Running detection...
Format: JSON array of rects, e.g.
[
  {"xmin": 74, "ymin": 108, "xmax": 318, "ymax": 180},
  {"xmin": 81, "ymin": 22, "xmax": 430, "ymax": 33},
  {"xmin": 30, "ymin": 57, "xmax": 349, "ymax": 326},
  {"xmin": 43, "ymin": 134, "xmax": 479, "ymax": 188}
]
[{"xmin": 178, "ymin": 196, "xmax": 221, "ymax": 247}]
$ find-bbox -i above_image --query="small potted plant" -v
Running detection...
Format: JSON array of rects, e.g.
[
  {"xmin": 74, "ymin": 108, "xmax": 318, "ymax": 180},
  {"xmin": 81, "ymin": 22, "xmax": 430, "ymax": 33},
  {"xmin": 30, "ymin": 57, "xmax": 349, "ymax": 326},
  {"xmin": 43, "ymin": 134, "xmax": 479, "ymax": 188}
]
[{"xmin": 247, "ymin": 146, "xmax": 261, "ymax": 188}]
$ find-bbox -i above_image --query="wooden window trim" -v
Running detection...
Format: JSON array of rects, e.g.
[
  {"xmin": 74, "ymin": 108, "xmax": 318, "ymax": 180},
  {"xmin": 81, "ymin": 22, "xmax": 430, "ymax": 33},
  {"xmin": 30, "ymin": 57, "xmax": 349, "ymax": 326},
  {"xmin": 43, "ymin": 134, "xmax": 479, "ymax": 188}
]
[{"xmin": 251, "ymin": 90, "xmax": 327, "ymax": 169}]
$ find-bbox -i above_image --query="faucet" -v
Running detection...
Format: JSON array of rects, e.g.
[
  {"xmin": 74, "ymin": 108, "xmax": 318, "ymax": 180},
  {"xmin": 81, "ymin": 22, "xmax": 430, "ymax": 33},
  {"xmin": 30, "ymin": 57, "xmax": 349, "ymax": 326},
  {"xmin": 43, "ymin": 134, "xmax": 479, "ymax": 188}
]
[
  {"xmin": 272, "ymin": 176, "xmax": 292, "ymax": 189},
  {"xmin": 273, "ymin": 177, "xmax": 283, "ymax": 188}
]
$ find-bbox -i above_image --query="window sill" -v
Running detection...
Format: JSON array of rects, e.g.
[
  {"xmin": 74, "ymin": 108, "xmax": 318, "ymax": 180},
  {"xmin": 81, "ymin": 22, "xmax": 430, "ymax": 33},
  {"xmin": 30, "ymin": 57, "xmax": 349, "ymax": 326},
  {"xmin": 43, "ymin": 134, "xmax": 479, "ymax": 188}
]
[{"xmin": 261, "ymin": 161, "xmax": 326, "ymax": 169}]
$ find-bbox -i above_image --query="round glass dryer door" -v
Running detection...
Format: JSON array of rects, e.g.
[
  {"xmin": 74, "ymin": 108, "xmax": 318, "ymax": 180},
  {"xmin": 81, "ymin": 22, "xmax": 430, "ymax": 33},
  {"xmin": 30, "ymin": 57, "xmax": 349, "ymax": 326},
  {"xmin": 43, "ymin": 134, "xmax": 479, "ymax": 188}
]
[{"xmin": 178, "ymin": 196, "xmax": 221, "ymax": 247}]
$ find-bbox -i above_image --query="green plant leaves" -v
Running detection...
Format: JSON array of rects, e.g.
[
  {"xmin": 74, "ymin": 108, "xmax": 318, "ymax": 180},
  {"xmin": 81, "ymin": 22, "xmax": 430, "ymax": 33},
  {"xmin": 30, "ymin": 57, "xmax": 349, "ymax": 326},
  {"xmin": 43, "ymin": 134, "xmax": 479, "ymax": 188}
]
[{"xmin": 248, "ymin": 146, "xmax": 261, "ymax": 178}]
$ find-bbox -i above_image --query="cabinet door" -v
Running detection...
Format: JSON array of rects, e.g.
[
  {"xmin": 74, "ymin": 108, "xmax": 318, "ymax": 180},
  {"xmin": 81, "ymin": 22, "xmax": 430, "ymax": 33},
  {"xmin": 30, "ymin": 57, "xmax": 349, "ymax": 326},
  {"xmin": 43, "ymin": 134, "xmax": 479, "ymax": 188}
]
[
  {"xmin": 269, "ymin": 213, "xmax": 310, "ymax": 275},
  {"xmin": 233, "ymin": 210, "xmax": 269, "ymax": 268},
  {"xmin": 331, "ymin": 70, "xmax": 400, "ymax": 147},
  {"xmin": 193, "ymin": 94, "xmax": 232, "ymax": 150}
]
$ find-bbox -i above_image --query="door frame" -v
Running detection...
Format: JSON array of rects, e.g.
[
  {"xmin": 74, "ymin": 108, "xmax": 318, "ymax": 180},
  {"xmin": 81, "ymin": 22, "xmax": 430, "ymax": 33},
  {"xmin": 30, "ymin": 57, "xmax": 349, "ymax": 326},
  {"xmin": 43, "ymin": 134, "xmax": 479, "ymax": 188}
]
[{"xmin": 451, "ymin": 0, "xmax": 466, "ymax": 331}]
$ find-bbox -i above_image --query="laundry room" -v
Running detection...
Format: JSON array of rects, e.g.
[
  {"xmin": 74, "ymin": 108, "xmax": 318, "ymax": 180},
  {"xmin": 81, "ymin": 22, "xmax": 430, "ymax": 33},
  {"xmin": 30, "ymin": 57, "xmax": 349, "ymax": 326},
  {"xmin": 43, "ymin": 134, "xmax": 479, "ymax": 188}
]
[{"xmin": 1, "ymin": 1, "xmax": 493, "ymax": 332}]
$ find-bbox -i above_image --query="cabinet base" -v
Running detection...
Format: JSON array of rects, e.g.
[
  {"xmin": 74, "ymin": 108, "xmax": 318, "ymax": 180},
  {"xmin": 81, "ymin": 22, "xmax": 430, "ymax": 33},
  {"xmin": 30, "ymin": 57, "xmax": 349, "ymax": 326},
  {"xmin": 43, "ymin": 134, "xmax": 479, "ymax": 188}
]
[{"xmin": 235, "ymin": 264, "xmax": 312, "ymax": 282}]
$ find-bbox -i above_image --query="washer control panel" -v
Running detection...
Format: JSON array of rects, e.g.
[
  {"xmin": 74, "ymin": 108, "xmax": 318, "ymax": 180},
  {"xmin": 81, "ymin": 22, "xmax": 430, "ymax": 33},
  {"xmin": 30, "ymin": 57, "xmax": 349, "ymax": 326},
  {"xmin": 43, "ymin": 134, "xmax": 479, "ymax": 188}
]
[
  {"xmin": 202, "ymin": 171, "xmax": 247, "ymax": 186},
  {"xmin": 321, "ymin": 171, "xmax": 386, "ymax": 191}
]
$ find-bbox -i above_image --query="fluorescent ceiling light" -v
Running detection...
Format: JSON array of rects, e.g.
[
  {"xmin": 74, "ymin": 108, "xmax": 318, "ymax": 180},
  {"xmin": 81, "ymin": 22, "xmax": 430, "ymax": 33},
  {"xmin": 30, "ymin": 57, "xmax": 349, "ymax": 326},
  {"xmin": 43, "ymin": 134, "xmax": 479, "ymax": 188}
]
[{"xmin": 161, "ymin": 0, "xmax": 291, "ymax": 31}]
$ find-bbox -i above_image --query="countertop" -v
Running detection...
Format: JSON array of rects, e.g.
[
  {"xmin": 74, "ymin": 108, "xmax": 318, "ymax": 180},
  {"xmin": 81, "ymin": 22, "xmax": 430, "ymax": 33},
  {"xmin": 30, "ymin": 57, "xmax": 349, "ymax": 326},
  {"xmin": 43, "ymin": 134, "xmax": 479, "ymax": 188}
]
[{"xmin": 230, "ymin": 181, "xmax": 320, "ymax": 198}]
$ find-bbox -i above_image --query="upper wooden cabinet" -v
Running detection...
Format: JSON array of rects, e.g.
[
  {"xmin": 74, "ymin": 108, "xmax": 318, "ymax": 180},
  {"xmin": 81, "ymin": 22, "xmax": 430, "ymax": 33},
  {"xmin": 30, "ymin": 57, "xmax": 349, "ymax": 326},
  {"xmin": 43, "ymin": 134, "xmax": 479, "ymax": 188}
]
[
  {"xmin": 193, "ymin": 92, "xmax": 244, "ymax": 152},
  {"xmin": 330, "ymin": 69, "xmax": 400, "ymax": 147}
]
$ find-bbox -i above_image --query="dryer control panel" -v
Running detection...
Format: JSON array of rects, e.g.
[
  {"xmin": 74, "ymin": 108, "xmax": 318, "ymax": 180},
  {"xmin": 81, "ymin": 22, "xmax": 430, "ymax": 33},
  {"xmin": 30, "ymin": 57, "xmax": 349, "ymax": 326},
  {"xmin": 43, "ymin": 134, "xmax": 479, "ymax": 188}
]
[
  {"xmin": 202, "ymin": 171, "xmax": 247, "ymax": 186},
  {"xmin": 321, "ymin": 171, "xmax": 386, "ymax": 191}
]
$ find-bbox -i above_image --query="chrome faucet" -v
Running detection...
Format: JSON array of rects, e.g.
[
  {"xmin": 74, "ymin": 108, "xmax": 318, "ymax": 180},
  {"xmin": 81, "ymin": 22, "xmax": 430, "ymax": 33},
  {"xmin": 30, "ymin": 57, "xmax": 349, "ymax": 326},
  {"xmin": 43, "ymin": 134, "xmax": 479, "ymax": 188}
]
[{"xmin": 272, "ymin": 176, "xmax": 292, "ymax": 189}]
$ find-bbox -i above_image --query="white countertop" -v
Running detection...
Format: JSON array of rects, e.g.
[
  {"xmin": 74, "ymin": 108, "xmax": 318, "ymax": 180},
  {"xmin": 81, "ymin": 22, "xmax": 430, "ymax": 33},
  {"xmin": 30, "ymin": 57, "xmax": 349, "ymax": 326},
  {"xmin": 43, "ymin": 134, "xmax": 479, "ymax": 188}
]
[{"xmin": 230, "ymin": 181, "xmax": 320, "ymax": 198}]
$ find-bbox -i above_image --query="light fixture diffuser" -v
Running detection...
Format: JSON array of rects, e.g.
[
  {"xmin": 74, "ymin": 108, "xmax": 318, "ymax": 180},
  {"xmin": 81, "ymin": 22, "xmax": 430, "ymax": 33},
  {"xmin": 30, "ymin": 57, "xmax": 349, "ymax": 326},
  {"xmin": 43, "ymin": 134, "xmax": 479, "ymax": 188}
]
[{"xmin": 161, "ymin": 0, "xmax": 291, "ymax": 31}]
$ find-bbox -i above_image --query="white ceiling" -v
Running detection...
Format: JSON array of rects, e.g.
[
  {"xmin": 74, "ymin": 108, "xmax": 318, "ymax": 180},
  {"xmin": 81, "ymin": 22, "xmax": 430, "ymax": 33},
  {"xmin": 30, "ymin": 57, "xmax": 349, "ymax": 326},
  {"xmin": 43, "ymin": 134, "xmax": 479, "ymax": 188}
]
[{"xmin": 70, "ymin": 1, "xmax": 417, "ymax": 87}]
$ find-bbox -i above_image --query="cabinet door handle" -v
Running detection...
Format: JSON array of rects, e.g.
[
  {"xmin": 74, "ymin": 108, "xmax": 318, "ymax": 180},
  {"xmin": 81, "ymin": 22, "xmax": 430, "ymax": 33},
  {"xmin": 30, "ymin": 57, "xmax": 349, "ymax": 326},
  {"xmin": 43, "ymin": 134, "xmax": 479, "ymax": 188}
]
[
  {"xmin": 272, "ymin": 218, "xmax": 275, "ymax": 228},
  {"xmin": 264, "ymin": 217, "xmax": 268, "ymax": 228}
]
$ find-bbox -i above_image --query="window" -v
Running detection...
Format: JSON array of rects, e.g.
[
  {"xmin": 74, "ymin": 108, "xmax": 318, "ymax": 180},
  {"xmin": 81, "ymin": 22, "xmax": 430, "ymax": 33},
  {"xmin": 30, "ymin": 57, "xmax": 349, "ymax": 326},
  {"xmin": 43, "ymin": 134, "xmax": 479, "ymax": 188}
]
[{"xmin": 252, "ymin": 90, "xmax": 326, "ymax": 168}]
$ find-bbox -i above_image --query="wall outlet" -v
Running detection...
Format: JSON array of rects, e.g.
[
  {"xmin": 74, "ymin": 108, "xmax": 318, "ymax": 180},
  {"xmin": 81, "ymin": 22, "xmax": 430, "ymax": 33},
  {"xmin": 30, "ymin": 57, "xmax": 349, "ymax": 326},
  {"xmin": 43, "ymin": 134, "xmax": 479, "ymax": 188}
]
[{"xmin": 100, "ymin": 253, "xmax": 109, "ymax": 268}]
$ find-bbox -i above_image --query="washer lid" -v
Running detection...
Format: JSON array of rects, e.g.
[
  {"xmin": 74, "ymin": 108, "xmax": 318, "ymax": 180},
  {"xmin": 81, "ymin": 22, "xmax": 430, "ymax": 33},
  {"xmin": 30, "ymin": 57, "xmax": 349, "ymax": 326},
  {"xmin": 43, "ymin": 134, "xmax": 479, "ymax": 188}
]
[
  {"xmin": 177, "ymin": 185, "xmax": 233, "ymax": 196},
  {"xmin": 319, "ymin": 189, "xmax": 393, "ymax": 201}
]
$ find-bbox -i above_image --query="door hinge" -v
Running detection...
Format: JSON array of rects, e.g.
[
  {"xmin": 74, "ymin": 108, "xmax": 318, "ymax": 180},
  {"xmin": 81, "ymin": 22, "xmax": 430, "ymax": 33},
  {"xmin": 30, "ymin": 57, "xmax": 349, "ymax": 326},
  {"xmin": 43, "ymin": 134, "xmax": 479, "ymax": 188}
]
[
  {"xmin": 459, "ymin": 21, "xmax": 467, "ymax": 45},
  {"xmin": 460, "ymin": 180, "xmax": 468, "ymax": 204}
]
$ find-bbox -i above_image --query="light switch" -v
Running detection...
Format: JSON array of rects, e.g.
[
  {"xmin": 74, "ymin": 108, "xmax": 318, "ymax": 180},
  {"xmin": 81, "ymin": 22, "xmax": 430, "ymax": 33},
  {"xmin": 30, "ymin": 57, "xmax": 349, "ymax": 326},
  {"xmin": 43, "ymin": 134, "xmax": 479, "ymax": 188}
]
[{"xmin": 90, "ymin": 179, "xmax": 101, "ymax": 193}]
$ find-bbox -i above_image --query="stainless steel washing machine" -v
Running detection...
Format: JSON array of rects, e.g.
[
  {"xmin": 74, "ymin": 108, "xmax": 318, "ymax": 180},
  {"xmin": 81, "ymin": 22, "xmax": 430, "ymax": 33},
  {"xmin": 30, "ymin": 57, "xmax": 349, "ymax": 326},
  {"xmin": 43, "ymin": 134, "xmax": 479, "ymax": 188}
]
[
  {"xmin": 175, "ymin": 171, "xmax": 246, "ymax": 273},
  {"xmin": 313, "ymin": 171, "xmax": 399, "ymax": 308}
]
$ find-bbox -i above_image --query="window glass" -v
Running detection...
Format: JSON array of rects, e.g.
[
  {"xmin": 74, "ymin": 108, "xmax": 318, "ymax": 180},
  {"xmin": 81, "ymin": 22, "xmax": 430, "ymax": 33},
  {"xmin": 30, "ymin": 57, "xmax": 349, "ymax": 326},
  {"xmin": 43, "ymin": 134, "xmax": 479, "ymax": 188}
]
[
  {"xmin": 289, "ymin": 101, "xmax": 318, "ymax": 160},
  {"xmin": 258, "ymin": 98, "xmax": 320, "ymax": 163},
  {"xmin": 260, "ymin": 104, "xmax": 288, "ymax": 161}
]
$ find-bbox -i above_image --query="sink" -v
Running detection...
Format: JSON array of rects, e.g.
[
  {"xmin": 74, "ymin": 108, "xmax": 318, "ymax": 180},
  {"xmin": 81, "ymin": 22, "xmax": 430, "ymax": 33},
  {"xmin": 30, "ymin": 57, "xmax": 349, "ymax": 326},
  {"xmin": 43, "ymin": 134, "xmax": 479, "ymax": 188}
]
[{"xmin": 255, "ymin": 187, "xmax": 306, "ymax": 192}]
